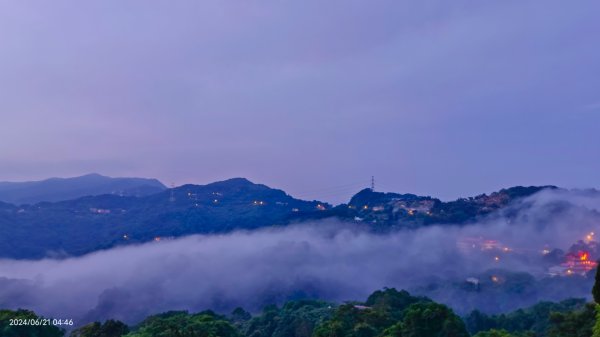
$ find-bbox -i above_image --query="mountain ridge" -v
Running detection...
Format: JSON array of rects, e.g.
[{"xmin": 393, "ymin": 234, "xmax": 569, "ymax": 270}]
[
  {"xmin": 0, "ymin": 173, "xmax": 166, "ymax": 205},
  {"xmin": 0, "ymin": 176, "xmax": 560, "ymax": 259}
]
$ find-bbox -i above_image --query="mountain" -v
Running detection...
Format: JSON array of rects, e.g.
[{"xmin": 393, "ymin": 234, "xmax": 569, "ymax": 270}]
[
  {"xmin": 323, "ymin": 185, "xmax": 558, "ymax": 228},
  {"xmin": 0, "ymin": 178, "xmax": 329, "ymax": 259},
  {"xmin": 0, "ymin": 178, "xmax": 555, "ymax": 259},
  {"xmin": 0, "ymin": 173, "xmax": 166, "ymax": 204}
]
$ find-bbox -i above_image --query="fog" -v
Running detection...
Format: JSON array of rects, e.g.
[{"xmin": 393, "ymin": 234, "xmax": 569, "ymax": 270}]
[{"xmin": 0, "ymin": 189, "xmax": 599, "ymax": 324}]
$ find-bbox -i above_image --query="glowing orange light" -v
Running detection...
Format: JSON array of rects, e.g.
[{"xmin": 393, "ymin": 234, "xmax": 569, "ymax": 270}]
[
  {"xmin": 580, "ymin": 252, "xmax": 589, "ymax": 261},
  {"xmin": 586, "ymin": 232, "xmax": 595, "ymax": 242}
]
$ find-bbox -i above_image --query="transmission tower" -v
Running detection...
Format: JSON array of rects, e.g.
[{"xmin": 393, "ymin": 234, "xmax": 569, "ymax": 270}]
[{"xmin": 169, "ymin": 183, "xmax": 176, "ymax": 203}]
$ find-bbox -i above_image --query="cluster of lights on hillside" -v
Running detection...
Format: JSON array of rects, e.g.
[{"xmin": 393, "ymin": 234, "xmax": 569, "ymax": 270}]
[{"xmin": 459, "ymin": 231, "xmax": 600, "ymax": 279}]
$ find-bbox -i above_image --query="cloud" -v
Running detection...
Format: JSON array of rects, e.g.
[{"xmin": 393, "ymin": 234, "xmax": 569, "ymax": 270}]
[{"xmin": 0, "ymin": 189, "xmax": 599, "ymax": 324}]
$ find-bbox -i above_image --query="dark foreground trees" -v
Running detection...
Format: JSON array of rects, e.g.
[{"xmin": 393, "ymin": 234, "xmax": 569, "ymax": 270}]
[
  {"xmin": 465, "ymin": 299, "xmax": 589, "ymax": 336},
  {"xmin": 70, "ymin": 320, "xmax": 129, "ymax": 337},
  {"xmin": 313, "ymin": 288, "xmax": 469, "ymax": 337},
  {"xmin": 242, "ymin": 300, "xmax": 333, "ymax": 337},
  {"xmin": 5, "ymin": 284, "xmax": 600, "ymax": 337},
  {"xmin": 123, "ymin": 310, "xmax": 240, "ymax": 337}
]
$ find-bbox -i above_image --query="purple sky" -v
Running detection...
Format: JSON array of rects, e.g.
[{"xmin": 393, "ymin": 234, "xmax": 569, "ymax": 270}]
[{"xmin": 0, "ymin": 1, "xmax": 599, "ymax": 203}]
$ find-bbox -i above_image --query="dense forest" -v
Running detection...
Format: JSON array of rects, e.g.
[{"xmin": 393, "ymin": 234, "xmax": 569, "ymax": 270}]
[{"xmin": 3, "ymin": 282, "xmax": 600, "ymax": 337}]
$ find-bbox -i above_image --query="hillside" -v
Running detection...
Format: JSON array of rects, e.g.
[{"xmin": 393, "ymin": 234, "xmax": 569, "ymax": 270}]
[
  {"xmin": 0, "ymin": 178, "xmax": 555, "ymax": 259},
  {"xmin": 0, "ymin": 173, "xmax": 166, "ymax": 204},
  {"xmin": 0, "ymin": 178, "xmax": 328, "ymax": 258},
  {"xmin": 324, "ymin": 185, "xmax": 557, "ymax": 228}
]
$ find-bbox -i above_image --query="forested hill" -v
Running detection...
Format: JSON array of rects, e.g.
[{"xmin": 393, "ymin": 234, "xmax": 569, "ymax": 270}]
[
  {"xmin": 0, "ymin": 178, "xmax": 326, "ymax": 259},
  {"xmin": 321, "ymin": 185, "xmax": 557, "ymax": 228},
  {"xmin": 0, "ymin": 177, "xmax": 555, "ymax": 259}
]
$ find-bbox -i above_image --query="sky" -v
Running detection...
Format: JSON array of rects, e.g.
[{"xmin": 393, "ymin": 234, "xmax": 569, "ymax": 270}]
[{"xmin": 0, "ymin": 1, "xmax": 599, "ymax": 204}]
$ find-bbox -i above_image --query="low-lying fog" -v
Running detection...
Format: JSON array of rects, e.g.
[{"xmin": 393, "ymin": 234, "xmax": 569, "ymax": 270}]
[{"xmin": 1, "ymin": 189, "xmax": 599, "ymax": 324}]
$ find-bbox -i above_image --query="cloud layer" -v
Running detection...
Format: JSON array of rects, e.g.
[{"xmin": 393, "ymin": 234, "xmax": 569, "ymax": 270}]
[{"xmin": 0, "ymin": 189, "xmax": 599, "ymax": 324}]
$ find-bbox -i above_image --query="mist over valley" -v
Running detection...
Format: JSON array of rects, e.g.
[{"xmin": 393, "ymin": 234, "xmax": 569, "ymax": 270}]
[{"xmin": 1, "ymin": 181, "xmax": 599, "ymax": 327}]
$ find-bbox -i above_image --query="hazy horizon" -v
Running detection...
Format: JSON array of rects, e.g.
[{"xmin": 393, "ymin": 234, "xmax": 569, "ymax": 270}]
[{"xmin": 0, "ymin": 172, "xmax": 574, "ymax": 205}]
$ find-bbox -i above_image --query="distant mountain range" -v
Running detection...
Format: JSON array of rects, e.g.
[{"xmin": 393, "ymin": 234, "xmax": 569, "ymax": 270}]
[
  {"xmin": 0, "ymin": 173, "xmax": 166, "ymax": 204},
  {"xmin": 0, "ymin": 175, "xmax": 557, "ymax": 259}
]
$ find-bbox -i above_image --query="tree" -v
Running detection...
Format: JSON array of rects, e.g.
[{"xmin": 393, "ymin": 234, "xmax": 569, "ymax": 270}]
[
  {"xmin": 547, "ymin": 303, "xmax": 595, "ymax": 337},
  {"xmin": 400, "ymin": 302, "xmax": 469, "ymax": 337},
  {"xmin": 244, "ymin": 300, "xmax": 334, "ymax": 337},
  {"xmin": 592, "ymin": 304, "xmax": 600, "ymax": 337},
  {"xmin": 591, "ymin": 266, "xmax": 600, "ymax": 337},
  {"xmin": 124, "ymin": 310, "xmax": 240, "ymax": 337},
  {"xmin": 465, "ymin": 299, "xmax": 587, "ymax": 336},
  {"xmin": 464, "ymin": 310, "xmax": 496, "ymax": 334},
  {"xmin": 313, "ymin": 303, "xmax": 390, "ymax": 337},
  {"xmin": 70, "ymin": 320, "xmax": 129, "ymax": 337},
  {"xmin": 313, "ymin": 289, "xmax": 431, "ymax": 337},
  {"xmin": 230, "ymin": 307, "xmax": 251, "ymax": 324},
  {"xmin": 353, "ymin": 322, "xmax": 377, "ymax": 337},
  {"xmin": 380, "ymin": 322, "xmax": 403, "ymax": 337},
  {"xmin": 593, "ymin": 266, "xmax": 600, "ymax": 304},
  {"xmin": 472, "ymin": 330, "xmax": 513, "ymax": 337},
  {"xmin": 365, "ymin": 288, "xmax": 426, "ymax": 322}
]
